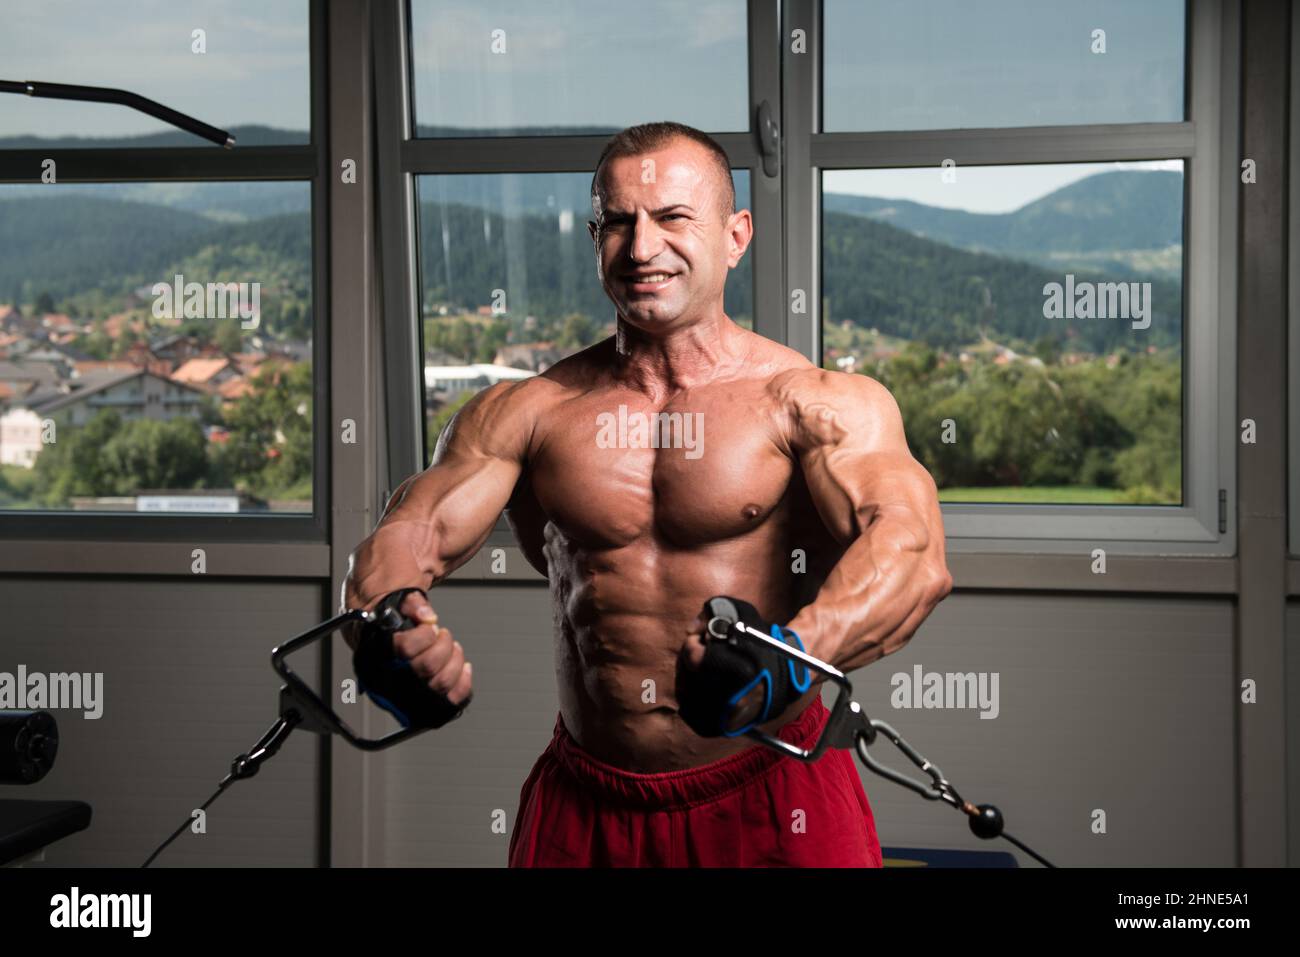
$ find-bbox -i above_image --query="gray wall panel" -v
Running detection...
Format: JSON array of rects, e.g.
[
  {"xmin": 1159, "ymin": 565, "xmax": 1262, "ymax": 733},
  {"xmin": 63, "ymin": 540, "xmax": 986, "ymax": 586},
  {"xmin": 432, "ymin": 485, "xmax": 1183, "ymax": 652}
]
[
  {"xmin": 0, "ymin": 577, "xmax": 324, "ymax": 867},
  {"xmin": 377, "ymin": 585, "xmax": 1234, "ymax": 867},
  {"xmin": 380, "ymin": 583, "xmax": 555, "ymax": 867},
  {"xmin": 850, "ymin": 592, "xmax": 1234, "ymax": 867},
  {"xmin": 1, "ymin": 581, "xmax": 1236, "ymax": 868}
]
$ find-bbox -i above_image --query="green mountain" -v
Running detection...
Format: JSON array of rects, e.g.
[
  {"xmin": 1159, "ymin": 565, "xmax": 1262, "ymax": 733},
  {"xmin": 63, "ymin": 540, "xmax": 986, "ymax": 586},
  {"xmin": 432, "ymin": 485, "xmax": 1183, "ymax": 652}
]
[
  {"xmin": 0, "ymin": 196, "xmax": 217, "ymax": 300},
  {"xmin": 0, "ymin": 177, "xmax": 1181, "ymax": 354},
  {"xmin": 824, "ymin": 169, "xmax": 1184, "ymax": 278},
  {"xmin": 821, "ymin": 211, "xmax": 1181, "ymax": 353},
  {"xmin": 0, "ymin": 195, "xmax": 312, "ymax": 339},
  {"xmin": 0, "ymin": 181, "xmax": 311, "ymax": 222}
]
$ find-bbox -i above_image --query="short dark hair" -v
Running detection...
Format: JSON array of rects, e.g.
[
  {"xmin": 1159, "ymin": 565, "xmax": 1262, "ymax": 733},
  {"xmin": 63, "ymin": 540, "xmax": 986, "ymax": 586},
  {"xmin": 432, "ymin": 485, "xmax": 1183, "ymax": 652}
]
[{"xmin": 591, "ymin": 121, "xmax": 736, "ymax": 223}]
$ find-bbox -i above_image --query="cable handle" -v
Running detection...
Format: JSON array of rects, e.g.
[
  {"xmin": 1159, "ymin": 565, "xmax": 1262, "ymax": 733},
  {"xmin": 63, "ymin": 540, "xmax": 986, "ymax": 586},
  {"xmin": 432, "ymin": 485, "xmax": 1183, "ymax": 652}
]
[
  {"xmin": 352, "ymin": 588, "xmax": 471, "ymax": 732},
  {"xmin": 702, "ymin": 614, "xmax": 1057, "ymax": 867}
]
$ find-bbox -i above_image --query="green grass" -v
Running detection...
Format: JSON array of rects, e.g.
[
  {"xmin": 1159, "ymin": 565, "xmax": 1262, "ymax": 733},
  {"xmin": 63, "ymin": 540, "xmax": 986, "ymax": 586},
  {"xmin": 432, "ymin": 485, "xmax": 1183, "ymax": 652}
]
[
  {"xmin": 940, "ymin": 485, "xmax": 1146, "ymax": 504},
  {"xmin": 0, "ymin": 464, "xmax": 41, "ymax": 507}
]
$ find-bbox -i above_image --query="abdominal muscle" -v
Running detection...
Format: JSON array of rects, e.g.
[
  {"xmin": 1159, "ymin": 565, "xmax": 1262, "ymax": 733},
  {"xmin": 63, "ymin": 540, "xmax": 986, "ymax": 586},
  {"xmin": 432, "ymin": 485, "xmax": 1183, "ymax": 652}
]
[{"xmin": 547, "ymin": 533, "xmax": 825, "ymax": 773}]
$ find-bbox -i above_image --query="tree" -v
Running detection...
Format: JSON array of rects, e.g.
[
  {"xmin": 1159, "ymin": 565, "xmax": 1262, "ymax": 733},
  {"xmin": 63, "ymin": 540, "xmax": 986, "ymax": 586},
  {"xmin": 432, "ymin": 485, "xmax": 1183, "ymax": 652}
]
[
  {"xmin": 32, "ymin": 410, "xmax": 209, "ymax": 505},
  {"xmin": 474, "ymin": 320, "xmax": 509, "ymax": 363},
  {"xmin": 33, "ymin": 410, "xmax": 122, "ymax": 503},
  {"xmin": 79, "ymin": 318, "xmax": 112, "ymax": 360},
  {"xmin": 99, "ymin": 417, "xmax": 210, "ymax": 493},
  {"xmin": 216, "ymin": 360, "xmax": 313, "ymax": 499},
  {"xmin": 425, "ymin": 391, "xmax": 474, "ymax": 461},
  {"xmin": 112, "ymin": 324, "xmax": 142, "ymax": 358},
  {"xmin": 1031, "ymin": 335, "xmax": 1062, "ymax": 365},
  {"xmin": 556, "ymin": 312, "xmax": 596, "ymax": 350},
  {"xmin": 215, "ymin": 321, "xmax": 243, "ymax": 354}
]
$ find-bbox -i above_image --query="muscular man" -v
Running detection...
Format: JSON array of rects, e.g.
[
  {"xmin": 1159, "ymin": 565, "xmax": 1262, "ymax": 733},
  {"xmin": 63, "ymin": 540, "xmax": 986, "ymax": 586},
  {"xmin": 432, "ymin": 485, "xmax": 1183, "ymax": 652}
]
[{"xmin": 342, "ymin": 121, "xmax": 953, "ymax": 867}]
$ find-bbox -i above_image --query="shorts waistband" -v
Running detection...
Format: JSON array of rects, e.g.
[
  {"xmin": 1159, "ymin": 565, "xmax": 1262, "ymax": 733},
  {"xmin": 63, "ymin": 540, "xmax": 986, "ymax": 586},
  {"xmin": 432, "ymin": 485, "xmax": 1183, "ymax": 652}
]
[{"xmin": 548, "ymin": 697, "xmax": 829, "ymax": 811}]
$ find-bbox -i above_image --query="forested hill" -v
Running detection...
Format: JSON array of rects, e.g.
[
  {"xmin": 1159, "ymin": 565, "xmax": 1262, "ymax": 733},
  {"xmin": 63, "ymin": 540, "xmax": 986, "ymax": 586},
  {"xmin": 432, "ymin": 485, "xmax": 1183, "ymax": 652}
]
[
  {"xmin": 824, "ymin": 169, "xmax": 1183, "ymax": 279},
  {"xmin": 821, "ymin": 210, "xmax": 1181, "ymax": 353},
  {"xmin": 0, "ymin": 196, "xmax": 313, "ymax": 339},
  {"xmin": 2, "ymin": 192, "xmax": 1178, "ymax": 354},
  {"xmin": 0, "ymin": 196, "xmax": 217, "ymax": 301}
]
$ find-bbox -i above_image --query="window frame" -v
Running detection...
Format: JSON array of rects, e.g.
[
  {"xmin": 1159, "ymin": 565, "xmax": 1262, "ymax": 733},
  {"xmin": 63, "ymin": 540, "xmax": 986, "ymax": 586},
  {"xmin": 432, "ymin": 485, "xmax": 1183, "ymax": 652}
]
[
  {"xmin": 786, "ymin": 0, "xmax": 1239, "ymax": 556},
  {"xmin": 0, "ymin": 0, "xmax": 330, "ymax": 544},
  {"xmin": 1289, "ymin": 1, "xmax": 1299, "ymax": 561},
  {"xmin": 377, "ymin": 0, "xmax": 1241, "ymax": 561}
]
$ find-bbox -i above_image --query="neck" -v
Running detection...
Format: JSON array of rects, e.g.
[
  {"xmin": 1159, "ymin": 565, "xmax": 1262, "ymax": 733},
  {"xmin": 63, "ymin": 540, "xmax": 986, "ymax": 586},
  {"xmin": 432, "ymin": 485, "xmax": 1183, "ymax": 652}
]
[{"xmin": 613, "ymin": 310, "xmax": 746, "ymax": 398}]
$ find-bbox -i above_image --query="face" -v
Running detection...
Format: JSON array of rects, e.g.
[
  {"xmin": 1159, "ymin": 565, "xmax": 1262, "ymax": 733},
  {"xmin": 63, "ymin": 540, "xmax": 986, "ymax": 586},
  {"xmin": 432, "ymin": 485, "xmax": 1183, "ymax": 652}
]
[{"xmin": 588, "ymin": 138, "xmax": 752, "ymax": 335}]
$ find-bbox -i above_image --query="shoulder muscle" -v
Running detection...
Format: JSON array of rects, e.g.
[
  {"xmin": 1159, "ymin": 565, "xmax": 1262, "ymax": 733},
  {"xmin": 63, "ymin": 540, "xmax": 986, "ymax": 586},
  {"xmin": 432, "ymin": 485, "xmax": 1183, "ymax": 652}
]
[{"xmin": 769, "ymin": 367, "xmax": 905, "ymax": 457}]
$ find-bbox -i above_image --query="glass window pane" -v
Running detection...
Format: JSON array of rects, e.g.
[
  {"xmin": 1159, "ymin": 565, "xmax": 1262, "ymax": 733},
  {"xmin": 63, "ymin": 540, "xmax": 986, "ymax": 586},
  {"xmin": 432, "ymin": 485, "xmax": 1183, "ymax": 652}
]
[
  {"xmin": 0, "ymin": 182, "xmax": 314, "ymax": 513},
  {"xmin": 0, "ymin": 1, "xmax": 310, "ymax": 148},
  {"xmin": 409, "ymin": 0, "xmax": 749, "ymax": 137},
  {"xmin": 416, "ymin": 170, "xmax": 751, "ymax": 461},
  {"xmin": 821, "ymin": 161, "xmax": 1184, "ymax": 506},
  {"xmin": 824, "ymin": 0, "xmax": 1185, "ymax": 132}
]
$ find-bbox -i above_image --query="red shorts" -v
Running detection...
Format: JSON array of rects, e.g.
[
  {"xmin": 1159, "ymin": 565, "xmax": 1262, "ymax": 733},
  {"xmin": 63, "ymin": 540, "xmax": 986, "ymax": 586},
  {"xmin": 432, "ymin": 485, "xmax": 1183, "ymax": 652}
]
[{"xmin": 508, "ymin": 697, "xmax": 883, "ymax": 867}]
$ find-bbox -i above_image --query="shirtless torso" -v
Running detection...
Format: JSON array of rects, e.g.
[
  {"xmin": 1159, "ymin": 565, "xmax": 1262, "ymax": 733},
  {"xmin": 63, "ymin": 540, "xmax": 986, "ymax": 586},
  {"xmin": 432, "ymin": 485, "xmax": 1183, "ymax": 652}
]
[{"xmin": 508, "ymin": 327, "xmax": 840, "ymax": 771}]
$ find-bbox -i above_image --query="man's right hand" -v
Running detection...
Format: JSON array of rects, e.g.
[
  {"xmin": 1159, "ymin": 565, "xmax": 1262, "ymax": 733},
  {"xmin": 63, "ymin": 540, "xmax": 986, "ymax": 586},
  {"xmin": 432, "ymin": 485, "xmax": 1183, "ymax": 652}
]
[{"xmin": 387, "ymin": 591, "xmax": 473, "ymax": 706}]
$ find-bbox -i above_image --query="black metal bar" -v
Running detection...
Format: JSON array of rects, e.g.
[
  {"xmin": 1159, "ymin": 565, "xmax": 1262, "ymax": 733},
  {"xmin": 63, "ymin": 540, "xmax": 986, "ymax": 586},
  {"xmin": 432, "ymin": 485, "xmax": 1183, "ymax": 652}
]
[
  {"xmin": 0, "ymin": 146, "xmax": 315, "ymax": 183},
  {"xmin": 0, "ymin": 78, "xmax": 234, "ymax": 148}
]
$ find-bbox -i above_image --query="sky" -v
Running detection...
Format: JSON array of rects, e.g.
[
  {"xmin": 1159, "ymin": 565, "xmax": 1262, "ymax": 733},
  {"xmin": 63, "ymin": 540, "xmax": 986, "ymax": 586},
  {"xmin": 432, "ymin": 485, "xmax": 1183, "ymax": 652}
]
[
  {"xmin": 825, "ymin": 160, "xmax": 1184, "ymax": 215},
  {"xmin": 823, "ymin": 0, "xmax": 1185, "ymax": 132},
  {"xmin": 0, "ymin": 0, "xmax": 1184, "ymax": 215},
  {"xmin": 406, "ymin": 0, "xmax": 750, "ymax": 134},
  {"xmin": 0, "ymin": 0, "xmax": 309, "ymax": 138}
]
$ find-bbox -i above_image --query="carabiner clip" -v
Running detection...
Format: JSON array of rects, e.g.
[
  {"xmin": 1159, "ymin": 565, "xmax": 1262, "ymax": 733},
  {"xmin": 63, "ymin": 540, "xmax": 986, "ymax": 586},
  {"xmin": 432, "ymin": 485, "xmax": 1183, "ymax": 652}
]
[{"xmin": 856, "ymin": 719, "xmax": 963, "ymax": 809}]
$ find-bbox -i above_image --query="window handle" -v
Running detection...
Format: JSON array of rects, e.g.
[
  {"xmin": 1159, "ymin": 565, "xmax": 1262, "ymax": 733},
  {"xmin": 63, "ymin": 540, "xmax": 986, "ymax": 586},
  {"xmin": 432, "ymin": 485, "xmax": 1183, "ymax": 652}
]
[{"xmin": 756, "ymin": 99, "xmax": 780, "ymax": 178}]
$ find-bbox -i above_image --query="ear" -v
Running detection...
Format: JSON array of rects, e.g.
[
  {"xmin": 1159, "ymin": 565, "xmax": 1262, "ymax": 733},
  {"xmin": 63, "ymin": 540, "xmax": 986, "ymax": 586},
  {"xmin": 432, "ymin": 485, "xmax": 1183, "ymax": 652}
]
[{"xmin": 726, "ymin": 209, "xmax": 754, "ymax": 267}]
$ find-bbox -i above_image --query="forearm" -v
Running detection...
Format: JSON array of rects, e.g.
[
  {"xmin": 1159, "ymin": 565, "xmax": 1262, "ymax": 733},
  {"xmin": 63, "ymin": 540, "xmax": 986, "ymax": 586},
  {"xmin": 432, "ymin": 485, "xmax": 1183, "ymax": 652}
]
[
  {"xmin": 342, "ymin": 490, "xmax": 502, "ymax": 608},
  {"xmin": 344, "ymin": 451, "xmax": 516, "ymax": 614},
  {"xmin": 344, "ymin": 518, "xmax": 445, "ymax": 609},
  {"xmin": 785, "ymin": 504, "xmax": 951, "ymax": 672}
]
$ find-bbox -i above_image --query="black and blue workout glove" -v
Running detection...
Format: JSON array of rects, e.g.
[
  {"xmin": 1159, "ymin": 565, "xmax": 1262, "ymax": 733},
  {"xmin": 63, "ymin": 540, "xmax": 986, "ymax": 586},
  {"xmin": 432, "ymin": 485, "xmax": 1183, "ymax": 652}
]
[
  {"xmin": 678, "ymin": 595, "xmax": 813, "ymax": 738},
  {"xmin": 352, "ymin": 587, "xmax": 470, "ymax": 730}
]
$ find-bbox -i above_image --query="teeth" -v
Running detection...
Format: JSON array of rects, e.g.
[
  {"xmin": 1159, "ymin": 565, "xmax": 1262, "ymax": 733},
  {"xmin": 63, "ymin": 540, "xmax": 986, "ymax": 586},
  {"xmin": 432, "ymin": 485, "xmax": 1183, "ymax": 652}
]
[{"xmin": 634, "ymin": 274, "xmax": 671, "ymax": 283}]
